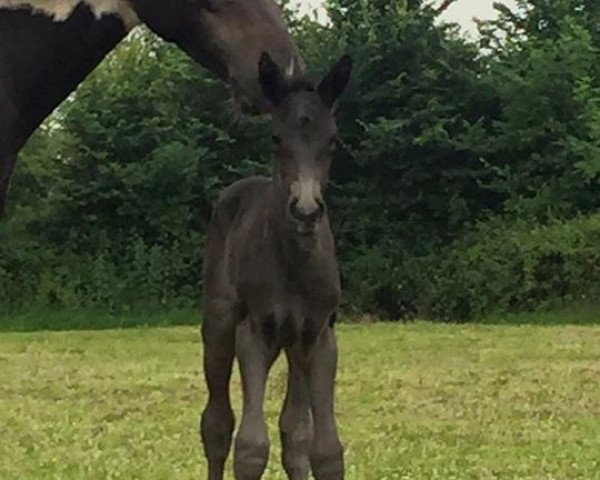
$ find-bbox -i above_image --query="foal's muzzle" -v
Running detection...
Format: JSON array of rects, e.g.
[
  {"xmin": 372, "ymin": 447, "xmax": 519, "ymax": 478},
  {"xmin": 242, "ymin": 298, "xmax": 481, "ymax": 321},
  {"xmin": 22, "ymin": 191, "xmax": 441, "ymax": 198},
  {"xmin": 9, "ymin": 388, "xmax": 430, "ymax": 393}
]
[
  {"xmin": 289, "ymin": 197, "xmax": 325, "ymax": 224},
  {"xmin": 288, "ymin": 178, "xmax": 325, "ymax": 234}
]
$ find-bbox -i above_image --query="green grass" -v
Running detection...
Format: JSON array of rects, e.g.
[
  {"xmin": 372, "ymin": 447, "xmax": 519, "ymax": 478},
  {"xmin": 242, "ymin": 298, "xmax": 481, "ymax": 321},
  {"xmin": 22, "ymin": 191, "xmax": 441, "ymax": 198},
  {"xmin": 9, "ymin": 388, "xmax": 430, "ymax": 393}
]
[
  {"xmin": 1, "ymin": 322, "xmax": 600, "ymax": 479},
  {"xmin": 1, "ymin": 305, "xmax": 598, "ymax": 333},
  {"xmin": 0, "ymin": 309, "xmax": 201, "ymax": 332},
  {"xmin": 481, "ymin": 305, "xmax": 600, "ymax": 326}
]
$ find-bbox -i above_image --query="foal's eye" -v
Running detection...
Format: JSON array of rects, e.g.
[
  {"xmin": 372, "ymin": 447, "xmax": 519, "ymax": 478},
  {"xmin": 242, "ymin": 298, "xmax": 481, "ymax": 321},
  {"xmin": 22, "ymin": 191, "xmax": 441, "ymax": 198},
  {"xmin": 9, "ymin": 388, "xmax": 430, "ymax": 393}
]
[{"xmin": 272, "ymin": 135, "xmax": 282, "ymax": 145}]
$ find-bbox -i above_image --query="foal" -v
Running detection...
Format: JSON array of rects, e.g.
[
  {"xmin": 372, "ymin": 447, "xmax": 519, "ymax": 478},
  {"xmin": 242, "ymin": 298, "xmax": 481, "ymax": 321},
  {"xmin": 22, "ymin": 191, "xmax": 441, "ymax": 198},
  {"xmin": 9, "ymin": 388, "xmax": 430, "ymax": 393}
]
[{"xmin": 200, "ymin": 52, "xmax": 352, "ymax": 480}]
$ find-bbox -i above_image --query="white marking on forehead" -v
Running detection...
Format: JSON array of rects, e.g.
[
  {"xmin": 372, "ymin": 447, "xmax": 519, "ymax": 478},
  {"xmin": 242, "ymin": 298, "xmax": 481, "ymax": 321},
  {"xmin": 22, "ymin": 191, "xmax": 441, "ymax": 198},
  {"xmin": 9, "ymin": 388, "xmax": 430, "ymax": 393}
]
[
  {"xmin": 285, "ymin": 57, "xmax": 295, "ymax": 78},
  {"xmin": 0, "ymin": 0, "xmax": 140, "ymax": 30}
]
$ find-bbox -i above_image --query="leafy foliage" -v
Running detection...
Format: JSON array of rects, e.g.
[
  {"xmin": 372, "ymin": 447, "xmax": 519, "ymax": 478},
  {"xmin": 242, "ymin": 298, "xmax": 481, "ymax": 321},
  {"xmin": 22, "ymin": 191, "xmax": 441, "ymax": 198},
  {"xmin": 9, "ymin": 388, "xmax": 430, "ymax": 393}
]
[
  {"xmin": 2, "ymin": 0, "xmax": 600, "ymax": 320},
  {"xmin": 420, "ymin": 214, "xmax": 600, "ymax": 320}
]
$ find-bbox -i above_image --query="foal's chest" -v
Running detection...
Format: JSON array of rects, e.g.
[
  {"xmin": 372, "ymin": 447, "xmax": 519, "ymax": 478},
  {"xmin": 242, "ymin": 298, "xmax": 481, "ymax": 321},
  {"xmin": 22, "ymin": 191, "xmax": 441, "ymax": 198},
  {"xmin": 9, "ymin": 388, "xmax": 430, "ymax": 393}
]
[
  {"xmin": 237, "ymin": 267, "xmax": 340, "ymax": 350},
  {"xmin": 251, "ymin": 297, "xmax": 337, "ymax": 351},
  {"xmin": 234, "ymin": 226, "xmax": 340, "ymax": 349}
]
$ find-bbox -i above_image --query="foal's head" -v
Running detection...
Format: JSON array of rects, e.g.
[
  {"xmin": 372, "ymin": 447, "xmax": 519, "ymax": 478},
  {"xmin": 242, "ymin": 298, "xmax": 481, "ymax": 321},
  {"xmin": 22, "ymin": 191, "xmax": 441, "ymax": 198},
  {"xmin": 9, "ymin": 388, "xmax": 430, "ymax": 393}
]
[{"xmin": 258, "ymin": 53, "xmax": 352, "ymax": 236}]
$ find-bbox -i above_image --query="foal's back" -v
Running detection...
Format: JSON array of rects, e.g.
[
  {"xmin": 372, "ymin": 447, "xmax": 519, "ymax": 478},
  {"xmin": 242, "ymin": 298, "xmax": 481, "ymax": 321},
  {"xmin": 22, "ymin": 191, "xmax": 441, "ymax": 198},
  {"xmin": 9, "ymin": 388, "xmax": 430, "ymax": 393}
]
[
  {"xmin": 207, "ymin": 175, "xmax": 272, "ymax": 246},
  {"xmin": 203, "ymin": 175, "xmax": 273, "ymax": 299}
]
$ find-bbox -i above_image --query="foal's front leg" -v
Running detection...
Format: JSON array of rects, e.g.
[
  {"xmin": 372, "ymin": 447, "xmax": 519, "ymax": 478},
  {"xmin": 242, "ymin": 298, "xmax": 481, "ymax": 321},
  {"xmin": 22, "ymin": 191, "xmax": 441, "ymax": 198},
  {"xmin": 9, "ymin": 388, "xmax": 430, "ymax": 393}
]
[
  {"xmin": 307, "ymin": 326, "xmax": 344, "ymax": 480},
  {"xmin": 234, "ymin": 317, "xmax": 278, "ymax": 480},
  {"xmin": 280, "ymin": 350, "xmax": 313, "ymax": 480}
]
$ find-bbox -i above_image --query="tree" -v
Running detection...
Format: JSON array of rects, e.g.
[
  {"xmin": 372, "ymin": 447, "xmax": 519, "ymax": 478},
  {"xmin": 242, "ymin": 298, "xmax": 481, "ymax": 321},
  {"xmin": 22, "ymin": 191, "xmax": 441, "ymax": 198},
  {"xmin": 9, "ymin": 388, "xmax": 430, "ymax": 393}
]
[{"xmin": 477, "ymin": 1, "xmax": 600, "ymax": 219}]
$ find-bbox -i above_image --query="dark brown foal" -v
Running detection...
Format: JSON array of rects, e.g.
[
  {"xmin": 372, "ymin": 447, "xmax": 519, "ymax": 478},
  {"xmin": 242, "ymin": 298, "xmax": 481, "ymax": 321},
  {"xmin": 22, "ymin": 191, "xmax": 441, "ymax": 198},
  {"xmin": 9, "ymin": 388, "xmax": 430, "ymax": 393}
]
[{"xmin": 200, "ymin": 52, "xmax": 352, "ymax": 480}]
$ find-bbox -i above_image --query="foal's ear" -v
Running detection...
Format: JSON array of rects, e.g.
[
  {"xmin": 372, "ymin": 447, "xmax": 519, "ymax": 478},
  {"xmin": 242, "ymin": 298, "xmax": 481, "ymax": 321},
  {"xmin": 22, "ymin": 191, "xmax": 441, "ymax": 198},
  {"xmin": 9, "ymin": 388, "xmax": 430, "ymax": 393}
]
[
  {"xmin": 318, "ymin": 55, "xmax": 353, "ymax": 109},
  {"xmin": 259, "ymin": 51, "xmax": 286, "ymax": 105}
]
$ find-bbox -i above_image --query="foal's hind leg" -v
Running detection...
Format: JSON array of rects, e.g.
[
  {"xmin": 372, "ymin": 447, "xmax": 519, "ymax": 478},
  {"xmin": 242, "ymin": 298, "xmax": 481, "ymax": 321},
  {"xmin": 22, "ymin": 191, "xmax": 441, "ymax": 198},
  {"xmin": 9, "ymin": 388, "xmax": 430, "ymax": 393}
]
[
  {"xmin": 200, "ymin": 299, "xmax": 238, "ymax": 480},
  {"xmin": 280, "ymin": 350, "xmax": 312, "ymax": 480}
]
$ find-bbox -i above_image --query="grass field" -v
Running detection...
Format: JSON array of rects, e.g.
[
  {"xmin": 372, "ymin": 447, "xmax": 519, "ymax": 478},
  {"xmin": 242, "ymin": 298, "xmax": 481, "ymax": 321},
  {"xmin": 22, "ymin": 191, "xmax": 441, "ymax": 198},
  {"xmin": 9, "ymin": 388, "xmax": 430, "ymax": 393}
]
[{"xmin": 1, "ymin": 321, "xmax": 599, "ymax": 479}]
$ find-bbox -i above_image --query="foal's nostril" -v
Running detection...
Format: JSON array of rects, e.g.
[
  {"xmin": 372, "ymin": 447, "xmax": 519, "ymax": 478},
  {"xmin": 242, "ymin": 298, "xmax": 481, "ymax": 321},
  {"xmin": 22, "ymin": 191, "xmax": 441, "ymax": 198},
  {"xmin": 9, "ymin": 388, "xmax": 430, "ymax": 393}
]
[
  {"xmin": 289, "ymin": 198, "xmax": 302, "ymax": 221},
  {"xmin": 289, "ymin": 197, "xmax": 324, "ymax": 222},
  {"xmin": 289, "ymin": 197, "xmax": 297, "ymax": 214},
  {"xmin": 317, "ymin": 198, "xmax": 325, "ymax": 215}
]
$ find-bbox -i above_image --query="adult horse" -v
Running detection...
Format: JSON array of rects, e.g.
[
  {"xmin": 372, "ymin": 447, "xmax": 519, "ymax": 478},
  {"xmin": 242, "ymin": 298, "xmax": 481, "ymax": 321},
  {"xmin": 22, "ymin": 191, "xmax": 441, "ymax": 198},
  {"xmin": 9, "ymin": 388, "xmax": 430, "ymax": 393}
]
[{"xmin": 0, "ymin": 0, "xmax": 303, "ymax": 214}]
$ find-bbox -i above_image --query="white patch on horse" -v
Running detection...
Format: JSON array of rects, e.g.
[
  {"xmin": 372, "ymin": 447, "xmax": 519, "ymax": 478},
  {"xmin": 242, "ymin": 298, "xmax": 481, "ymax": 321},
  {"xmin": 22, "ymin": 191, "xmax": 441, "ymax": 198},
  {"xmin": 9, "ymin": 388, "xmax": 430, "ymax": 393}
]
[
  {"xmin": 285, "ymin": 58, "xmax": 295, "ymax": 78},
  {"xmin": 0, "ymin": 0, "xmax": 140, "ymax": 29}
]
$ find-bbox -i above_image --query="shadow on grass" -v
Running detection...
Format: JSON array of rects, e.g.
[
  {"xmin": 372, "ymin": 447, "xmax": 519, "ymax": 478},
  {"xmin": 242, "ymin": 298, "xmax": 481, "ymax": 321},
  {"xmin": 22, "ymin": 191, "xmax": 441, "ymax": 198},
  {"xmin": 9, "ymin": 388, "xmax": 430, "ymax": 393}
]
[
  {"xmin": 2, "ymin": 304, "xmax": 599, "ymax": 333},
  {"xmin": 0, "ymin": 309, "xmax": 202, "ymax": 332},
  {"xmin": 479, "ymin": 304, "xmax": 600, "ymax": 326}
]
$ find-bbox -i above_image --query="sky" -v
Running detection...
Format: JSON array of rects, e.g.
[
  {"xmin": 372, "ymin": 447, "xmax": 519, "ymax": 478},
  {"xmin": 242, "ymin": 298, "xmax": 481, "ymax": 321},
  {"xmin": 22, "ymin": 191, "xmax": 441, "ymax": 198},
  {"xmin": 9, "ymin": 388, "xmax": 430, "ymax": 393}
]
[{"xmin": 295, "ymin": 0, "xmax": 519, "ymax": 36}]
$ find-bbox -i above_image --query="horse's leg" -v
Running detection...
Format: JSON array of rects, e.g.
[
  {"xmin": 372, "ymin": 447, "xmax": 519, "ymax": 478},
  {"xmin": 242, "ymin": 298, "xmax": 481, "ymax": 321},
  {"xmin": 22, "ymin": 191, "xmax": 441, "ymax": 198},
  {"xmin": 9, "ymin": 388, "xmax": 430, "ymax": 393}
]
[
  {"xmin": 279, "ymin": 350, "xmax": 312, "ymax": 480},
  {"xmin": 0, "ymin": 151, "xmax": 17, "ymax": 216},
  {"xmin": 307, "ymin": 327, "xmax": 344, "ymax": 480},
  {"xmin": 234, "ymin": 317, "xmax": 278, "ymax": 480},
  {"xmin": 200, "ymin": 300, "xmax": 238, "ymax": 480}
]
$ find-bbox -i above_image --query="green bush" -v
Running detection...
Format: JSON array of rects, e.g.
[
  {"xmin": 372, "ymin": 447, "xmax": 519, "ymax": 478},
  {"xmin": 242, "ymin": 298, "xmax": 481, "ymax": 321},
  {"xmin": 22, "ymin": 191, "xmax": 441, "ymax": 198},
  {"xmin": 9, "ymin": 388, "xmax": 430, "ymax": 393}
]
[
  {"xmin": 0, "ymin": 239, "xmax": 204, "ymax": 314},
  {"xmin": 341, "ymin": 214, "xmax": 600, "ymax": 321},
  {"xmin": 424, "ymin": 214, "xmax": 600, "ymax": 320}
]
